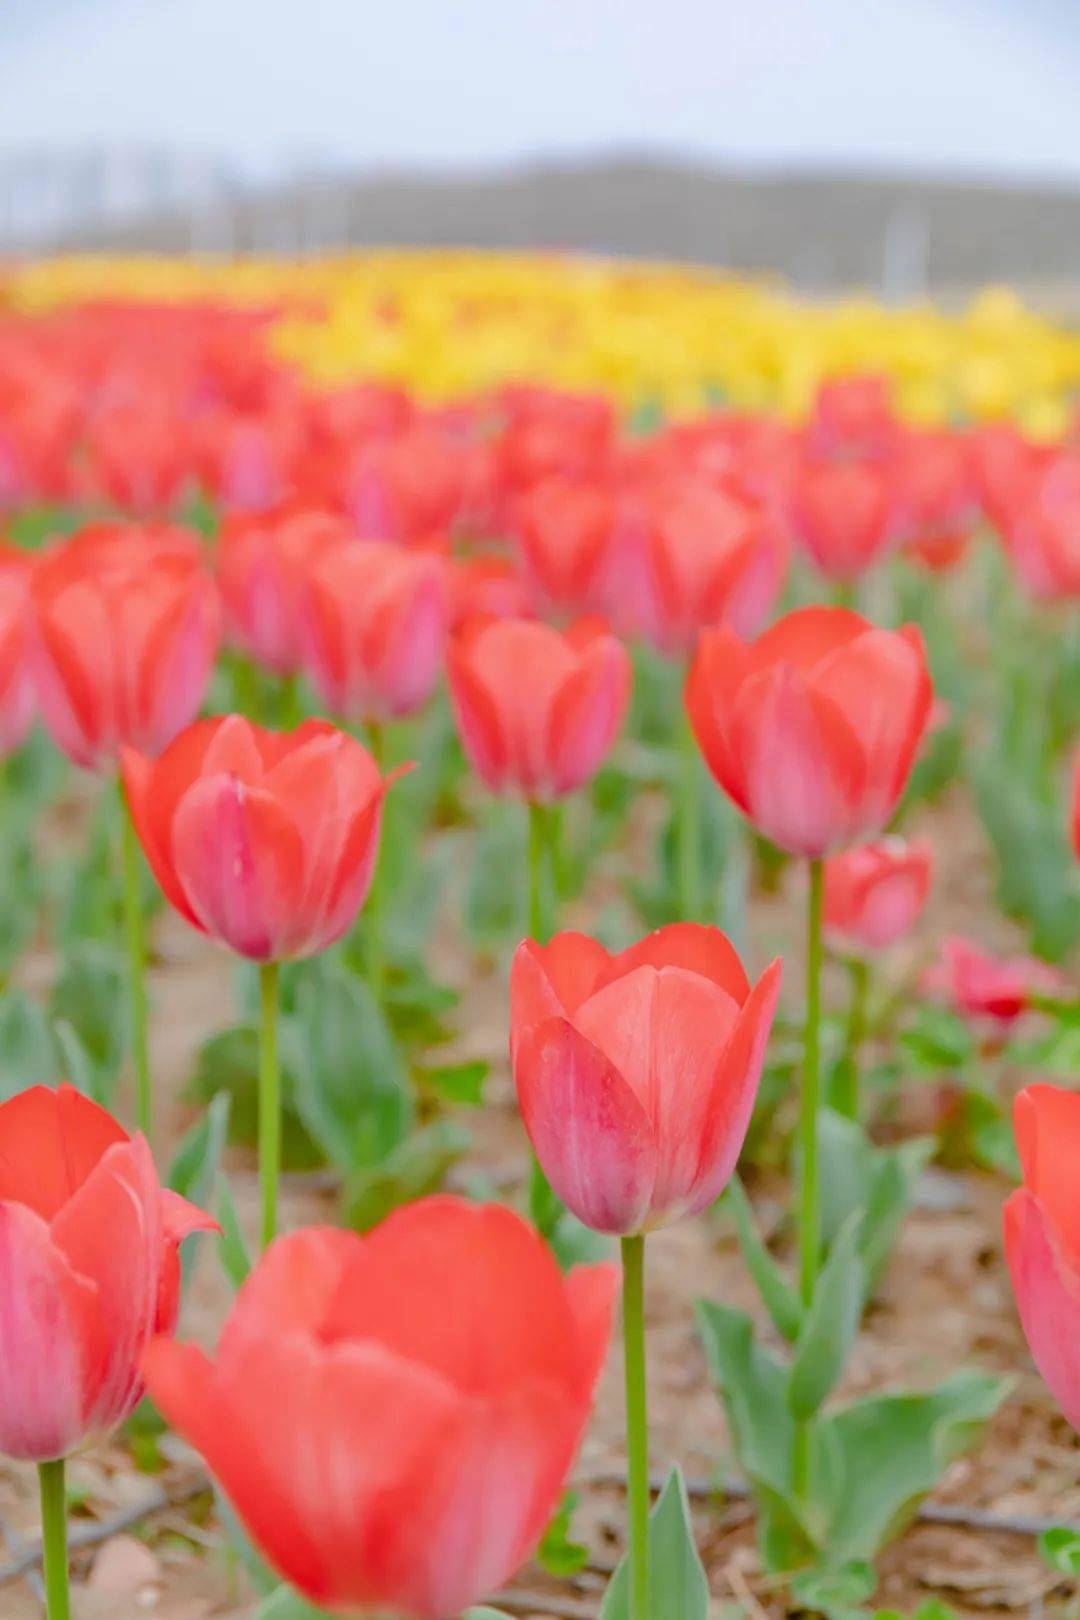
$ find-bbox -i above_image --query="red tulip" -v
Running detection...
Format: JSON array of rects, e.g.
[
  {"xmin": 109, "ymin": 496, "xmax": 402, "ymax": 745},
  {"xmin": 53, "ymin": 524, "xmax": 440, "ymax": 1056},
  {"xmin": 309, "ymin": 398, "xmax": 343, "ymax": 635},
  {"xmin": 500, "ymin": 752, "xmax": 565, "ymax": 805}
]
[
  {"xmin": 637, "ymin": 478, "xmax": 788, "ymax": 655},
  {"xmin": 344, "ymin": 426, "xmax": 474, "ymax": 543},
  {"xmin": 969, "ymin": 422, "xmax": 1047, "ymax": 540},
  {"xmin": 121, "ymin": 715, "xmax": 407, "ymax": 961},
  {"xmin": 0, "ymin": 545, "xmax": 35, "ymax": 758},
  {"xmin": 513, "ymin": 475, "xmax": 617, "ymax": 615},
  {"xmin": 1006, "ymin": 451, "xmax": 1080, "ymax": 600},
  {"xmin": 686, "ymin": 606, "xmax": 932, "ymax": 858},
  {"xmin": 894, "ymin": 430, "xmax": 976, "ymax": 573},
  {"xmin": 789, "ymin": 455, "xmax": 896, "ymax": 581},
  {"xmin": 1005, "ymin": 1085, "xmax": 1080, "ymax": 1430},
  {"xmin": 512, "ymin": 924, "xmax": 781, "ymax": 1234},
  {"xmin": 31, "ymin": 522, "xmax": 221, "ymax": 770},
  {"xmin": 304, "ymin": 539, "xmax": 448, "ymax": 723},
  {"xmin": 1071, "ymin": 749, "xmax": 1080, "ymax": 863},
  {"xmin": 0, "ymin": 1084, "xmax": 214, "ymax": 1462},
  {"xmin": 447, "ymin": 555, "xmax": 534, "ymax": 629},
  {"xmin": 143, "ymin": 1197, "xmax": 615, "ymax": 1619},
  {"xmin": 808, "ymin": 375, "xmax": 899, "ymax": 460},
  {"xmin": 823, "ymin": 837, "xmax": 932, "ymax": 951},
  {"xmin": 217, "ymin": 505, "xmax": 354, "ymax": 678},
  {"xmin": 922, "ymin": 935, "xmax": 1062, "ymax": 1026},
  {"xmin": 447, "ymin": 615, "xmax": 631, "ymax": 800}
]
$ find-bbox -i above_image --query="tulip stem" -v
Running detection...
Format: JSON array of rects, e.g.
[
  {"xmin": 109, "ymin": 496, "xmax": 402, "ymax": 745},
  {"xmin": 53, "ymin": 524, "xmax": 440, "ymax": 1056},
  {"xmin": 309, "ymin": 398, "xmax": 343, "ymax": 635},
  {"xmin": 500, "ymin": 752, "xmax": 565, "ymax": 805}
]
[
  {"xmin": 621, "ymin": 1234, "xmax": 650, "ymax": 1620},
  {"xmin": 119, "ymin": 781, "xmax": 152, "ymax": 1144},
  {"xmin": 258, "ymin": 959, "xmax": 281, "ymax": 1250},
  {"xmin": 38, "ymin": 1458, "xmax": 70, "ymax": 1620},
  {"xmin": 527, "ymin": 801, "xmax": 555, "ymax": 942},
  {"xmin": 798, "ymin": 857, "xmax": 825, "ymax": 1307},
  {"xmin": 837, "ymin": 955, "xmax": 869, "ymax": 1121},
  {"xmin": 676, "ymin": 704, "xmax": 702, "ymax": 923}
]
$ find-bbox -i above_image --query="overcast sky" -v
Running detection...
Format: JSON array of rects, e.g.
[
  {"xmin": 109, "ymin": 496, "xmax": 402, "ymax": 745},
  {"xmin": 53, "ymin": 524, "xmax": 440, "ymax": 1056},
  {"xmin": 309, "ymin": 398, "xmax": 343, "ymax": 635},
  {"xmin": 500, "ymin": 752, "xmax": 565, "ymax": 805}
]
[{"xmin": 3, "ymin": 0, "xmax": 1080, "ymax": 183}]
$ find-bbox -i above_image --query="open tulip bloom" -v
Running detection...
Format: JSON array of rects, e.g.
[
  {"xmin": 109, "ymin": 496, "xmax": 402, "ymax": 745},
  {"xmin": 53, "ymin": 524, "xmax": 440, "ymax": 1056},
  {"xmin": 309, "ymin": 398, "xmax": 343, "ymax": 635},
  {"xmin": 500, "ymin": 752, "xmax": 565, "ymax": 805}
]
[
  {"xmin": 30, "ymin": 521, "xmax": 223, "ymax": 1146},
  {"xmin": 512, "ymin": 922, "xmax": 780, "ymax": 1618},
  {"xmin": 123, "ymin": 713, "xmax": 409, "ymax": 1246},
  {"xmin": 144, "ymin": 1197, "xmax": 616, "ymax": 1620},
  {"xmin": 0, "ymin": 1085, "xmax": 215, "ymax": 1619}
]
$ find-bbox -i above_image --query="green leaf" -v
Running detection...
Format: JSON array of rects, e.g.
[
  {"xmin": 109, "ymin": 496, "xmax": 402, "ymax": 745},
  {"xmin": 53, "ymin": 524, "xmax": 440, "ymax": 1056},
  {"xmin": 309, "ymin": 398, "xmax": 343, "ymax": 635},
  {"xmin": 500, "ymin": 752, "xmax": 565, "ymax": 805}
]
[
  {"xmin": 49, "ymin": 943, "xmax": 127, "ymax": 1101},
  {"xmin": 724, "ymin": 1176, "xmax": 802, "ymax": 1343},
  {"xmin": 536, "ymin": 1490, "xmax": 589, "ymax": 1577},
  {"xmin": 52, "ymin": 1020, "xmax": 97, "ymax": 1098},
  {"xmin": 216, "ymin": 1177, "xmax": 252, "ymax": 1290},
  {"xmin": 254, "ymin": 1585, "xmax": 327, "ymax": 1618},
  {"xmin": 789, "ymin": 1215, "xmax": 865, "ymax": 1420},
  {"xmin": 817, "ymin": 1370, "xmax": 1010, "ymax": 1563},
  {"xmin": 1039, "ymin": 1526, "xmax": 1080, "ymax": 1575},
  {"xmin": 463, "ymin": 1611, "xmax": 513, "ymax": 1619},
  {"xmin": 600, "ymin": 1467, "xmax": 708, "ymax": 1620},
  {"xmin": 422, "ymin": 1059, "xmax": 489, "ymax": 1107},
  {"xmin": 899, "ymin": 1005, "xmax": 974, "ymax": 1073},
  {"xmin": 465, "ymin": 807, "xmax": 525, "ymax": 945},
  {"xmin": 791, "ymin": 1560, "xmax": 876, "ymax": 1615},
  {"xmin": 187, "ymin": 1024, "xmax": 320, "ymax": 1169},
  {"xmin": 292, "ymin": 961, "xmax": 412, "ymax": 1174},
  {"xmin": 168, "ymin": 1092, "xmax": 231, "ymax": 1207},
  {"xmin": 215, "ymin": 1486, "xmax": 276, "ymax": 1595},
  {"xmin": 342, "ymin": 1120, "xmax": 469, "ymax": 1233},
  {"xmin": 0, "ymin": 990, "xmax": 54, "ymax": 1097}
]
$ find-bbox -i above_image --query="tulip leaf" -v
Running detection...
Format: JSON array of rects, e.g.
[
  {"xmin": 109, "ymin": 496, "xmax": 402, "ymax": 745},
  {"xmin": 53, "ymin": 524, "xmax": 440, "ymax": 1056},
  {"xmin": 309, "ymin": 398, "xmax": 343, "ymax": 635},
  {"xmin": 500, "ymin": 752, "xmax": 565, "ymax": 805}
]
[
  {"xmin": 791, "ymin": 1559, "xmax": 876, "ymax": 1616},
  {"xmin": 788, "ymin": 1214, "xmax": 865, "ymax": 1421},
  {"xmin": 421, "ymin": 1059, "xmax": 489, "ymax": 1108},
  {"xmin": 0, "ymin": 989, "xmax": 55, "ymax": 1098},
  {"xmin": 254, "ymin": 1585, "xmax": 326, "ymax": 1618},
  {"xmin": 342, "ymin": 1119, "xmax": 469, "ymax": 1233},
  {"xmin": 187, "ymin": 1024, "xmax": 321, "ymax": 1170},
  {"xmin": 536, "ymin": 1490, "xmax": 589, "ymax": 1577},
  {"xmin": 217, "ymin": 1175, "xmax": 252, "ymax": 1290},
  {"xmin": 49, "ymin": 942, "xmax": 127, "ymax": 1103},
  {"xmin": 168, "ymin": 1090, "xmax": 231, "ymax": 1208},
  {"xmin": 464, "ymin": 1611, "xmax": 513, "ymax": 1619},
  {"xmin": 1039, "ymin": 1526, "xmax": 1080, "ymax": 1575},
  {"xmin": 465, "ymin": 807, "xmax": 526, "ymax": 946},
  {"xmin": 599, "ymin": 1467, "xmax": 708, "ymax": 1620},
  {"xmin": 724, "ymin": 1175, "xmax": 802, "ymax": 1343},
  {"xmin": 973, "ymin": 759, "xmax": 1080, "ymax": 961},
  {"xmin": 817, "ymin": 1108, "xmax": 932, "ymax": 1299},
  {"xmin": 291, "ymin": 960, "xmax": 412, "ymax": 1174}
]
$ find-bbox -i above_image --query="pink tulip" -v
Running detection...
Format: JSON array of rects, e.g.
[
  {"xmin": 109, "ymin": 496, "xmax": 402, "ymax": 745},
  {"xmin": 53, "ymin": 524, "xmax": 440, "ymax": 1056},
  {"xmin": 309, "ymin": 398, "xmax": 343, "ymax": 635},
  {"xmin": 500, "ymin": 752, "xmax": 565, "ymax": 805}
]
[
  {"xmin": 0, "ymin": 546, "xmax": 35, "ymax": 758},
  {"xmin": 511, "ymin": 924, "xmax": 781, "ymax": 1234},
  {"xmin": 922, "ymin": 935, "xmax": 1062, "ymax": 1026},
  {"xmin": 823, "ymin": 837, "xmax": 932, "ymax": 951},
  {"xmin": 1005, "ymin": 1085, "xmax": 1080, "ymax": 1430}
]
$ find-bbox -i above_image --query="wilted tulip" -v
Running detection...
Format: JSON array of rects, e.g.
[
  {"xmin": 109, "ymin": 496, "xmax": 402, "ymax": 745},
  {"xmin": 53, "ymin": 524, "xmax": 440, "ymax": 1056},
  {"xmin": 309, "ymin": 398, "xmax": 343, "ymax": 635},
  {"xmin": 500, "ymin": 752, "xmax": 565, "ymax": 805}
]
[
  {"xmin": 1005, "ymin": 1085, "xmax": 1080, "ymax": 1430},
  {"xmin": 144, "ymin": 1198, "xmax": 616, "ymax": 1619},
  {"xmin": 686, "ymin": 606, "xmax": 932, "ymax": 858},
  {"xmin": 217, "ymin": 505, "xmax": 353, "ymax": 677},
  {"xmin": 304, "ymin": 538, "xmax": 448, "ymax": 722},
  {"xmin": 0, "ymin": 1084, "xmax": 214, "ymax": 1462},
  {"xmin": 823, "ymin": 837, "xmax": 932, "ymax": 951},
  {"xmin": 511, "ymin": 924, "xmax": 780, "ymax": 1234},
  {"xmin": 31, "ymin": 523, "xmax": 221, "ymax": 770},
  {"xmin": 447, "ymin": 616, "xmax": 631, "ymax": 800}
]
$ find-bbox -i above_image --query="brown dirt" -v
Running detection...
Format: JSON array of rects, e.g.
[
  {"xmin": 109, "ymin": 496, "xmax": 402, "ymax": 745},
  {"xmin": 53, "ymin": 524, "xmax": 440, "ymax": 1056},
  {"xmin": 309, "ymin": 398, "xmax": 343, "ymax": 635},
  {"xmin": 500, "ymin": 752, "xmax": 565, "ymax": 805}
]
[{"xmin": 1, "ymin": 781, "xmax": 1077, "ymax": 1620}]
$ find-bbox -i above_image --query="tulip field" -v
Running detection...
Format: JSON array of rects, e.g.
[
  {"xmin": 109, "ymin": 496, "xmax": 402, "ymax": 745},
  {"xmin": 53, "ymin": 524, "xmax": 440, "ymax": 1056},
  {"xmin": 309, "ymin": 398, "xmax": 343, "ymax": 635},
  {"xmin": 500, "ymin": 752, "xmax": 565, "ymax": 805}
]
[{"xmin": 0, "ymin": 250, "xmax": 1079, "ymax": 1620}]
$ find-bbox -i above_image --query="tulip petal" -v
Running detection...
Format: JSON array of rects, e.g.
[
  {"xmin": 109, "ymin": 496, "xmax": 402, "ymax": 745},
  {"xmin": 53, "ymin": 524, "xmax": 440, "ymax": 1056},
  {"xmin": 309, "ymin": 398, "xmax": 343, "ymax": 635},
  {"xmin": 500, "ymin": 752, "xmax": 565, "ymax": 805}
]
[
  {"xmin": 219, "ymin": 1226, "xmax": 358, "ymax": 1360},
  {"xmin": 446, "ymin": 638, "xmax": 509, "ymax": 791},
  {"xmin": 1005, "ymin": 1188, "xmax": 1080, "ymax": 1432},
  {"xmin": 603, "ymin": 922, "xmax": 750, "ymax": 1002},
  {"xmin": 515, "ymin": 1017, "xmax": 657, "ymax": 1235},
  {"xmin": 510, "ymin": 933, "xmax": 612, "ymax": 1037},
  {"xmin": 1014, "ymin": 1086, "xmax": 1080, "ymax": 1275},
  {"xmin": 0, "ymin": 1083, "xmax": 127, "ymax": 1222},
  {"xmin": 813, "ymin": 624, "xmax": 931, "ymax": 827},
  {"xmin": 0, "ymin": 1201, "xmax": 100, "ymax": 1460},
  {"xmin": 547, "ymin": 635, "xmax": 631, "ymax": 796}
]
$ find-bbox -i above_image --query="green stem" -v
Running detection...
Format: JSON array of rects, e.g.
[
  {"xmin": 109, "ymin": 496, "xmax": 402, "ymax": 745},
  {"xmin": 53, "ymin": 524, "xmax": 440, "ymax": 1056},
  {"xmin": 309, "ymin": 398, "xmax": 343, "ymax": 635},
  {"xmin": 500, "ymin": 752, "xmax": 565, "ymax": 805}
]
[
  {"xmin": 258, "ymin": 959, "xmax": 281, "ymax": 1250},
  {"xmin": 798, "ymin": 858, "xmax": 825, "ymax": 1307},
  {"xmin": 38, "ymin": 1458, "xmax": 70, "ymax": 1620},
  {"xmin": 527, "ymin": 800, "xmax": 555, "ymax": 942},
  {"xmin": 119, "ymin": 782, "xmax": 151, "ymax": 1143},
  {"xmin": 676, "ymin": 704, "xmax": 702, "ymax": 922},
  {"xmin": 621, "ymin": 1234, "xmax": 649, "ymax": 1620},
  {"xmin": 837, "ymin": 956, "xmax": 869, "ymax": 1121}
]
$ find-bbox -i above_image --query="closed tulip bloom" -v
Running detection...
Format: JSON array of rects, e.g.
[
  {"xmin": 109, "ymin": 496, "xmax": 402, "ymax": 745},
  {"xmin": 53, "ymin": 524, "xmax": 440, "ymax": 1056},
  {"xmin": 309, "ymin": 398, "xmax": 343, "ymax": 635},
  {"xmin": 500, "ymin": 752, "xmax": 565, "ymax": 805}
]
[
  {"xmin": 1005, "ymin": 1085, "xmax": 1080, "ymax": 1430},
  {"xmin": 922, "ymin": 935, "xmax": 1062, "ymax": 1026},
  {"xmin": 0, "ymin": 1084, "xmax": 214, "ymax": 1462},
  {"xmin": 143, "ymin": 1198, "xmax": 616, "ymax": 1619},
  {"xmin": 31, "ymin": 523, "xmax": 221, "ymax": 770},
  {"xmin": 447, "ymin": 555, "xmax": 534, "ymax": 629},
  {"xmin": 1007, "ymin": 456, "xmax": 1080, "ymax": 601},
  {"xmin": 121, "ymin": 715, "xmax": 407, "ymax": 961},
  {"xmin": 345, "ymin": 426, "xmax": 473, "ymax": 543},
  {"xmin": 638, "ymin": 478, "xmax": 788, "ymax": 655},
  {"xmin": 304, "ymin": 539, "xmax": 448, "ymax": 723},
  {"xmin": 789, "ymin": 456, "xmax": 896, "ymax": 581},
  {"xmin": 686, "ymin": 606, "xmax": 932, "ymax": 858},
  {"xmin": 0, "ymin": 546, "xmax": 35, "ymax": 758},
  {"xmin": 513, "ymin": 475, "xmax": 617, "ymax": 615},
  {"xmin": 823, "ymin": 837, "xmax": 932, "ymax": 951},
  {"xmin": 512, "ymin": 925, "xmax": 781, "ymax": 1234},
  {"xmin": 808, "ymin": 375, "xmax": 899, "ymax": 460},
  {"xmin": 447, "ymin": 615, "xmax": 631, "ymax": 800},
  {"xmin": 217, "ymin": 506, "xmax": 354, "ymax": 677}
]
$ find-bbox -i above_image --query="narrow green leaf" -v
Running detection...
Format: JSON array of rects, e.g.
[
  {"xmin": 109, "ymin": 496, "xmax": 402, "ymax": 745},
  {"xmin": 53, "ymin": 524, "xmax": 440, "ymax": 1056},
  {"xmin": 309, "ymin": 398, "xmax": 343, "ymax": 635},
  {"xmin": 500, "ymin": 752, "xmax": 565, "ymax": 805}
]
[
  {"xmin": 217, "ymin": 1177, "xmax": 252, "ymax": 1290},
  {"xmin": 599, "ymin": 1467, "xmax": 708, "ymax": 1620},
  {"xmin": 724, "ymin": 1177, "xmax": 802, "ymax": 1342},
  {"xmin": 168, "ymin": 1091, "xmax": 231, "ymax": 1207},
  {"xmin": 0, "ymin": 990, "xmax": 55, "ymax": 1098},
  {"xmin": 1039, "ymin": 1526, "xmax": 1080, "ymax": 1575},
  {"xmin": 789, "ymin": 1215, "xmax": 865, "ymax": 1420}
]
